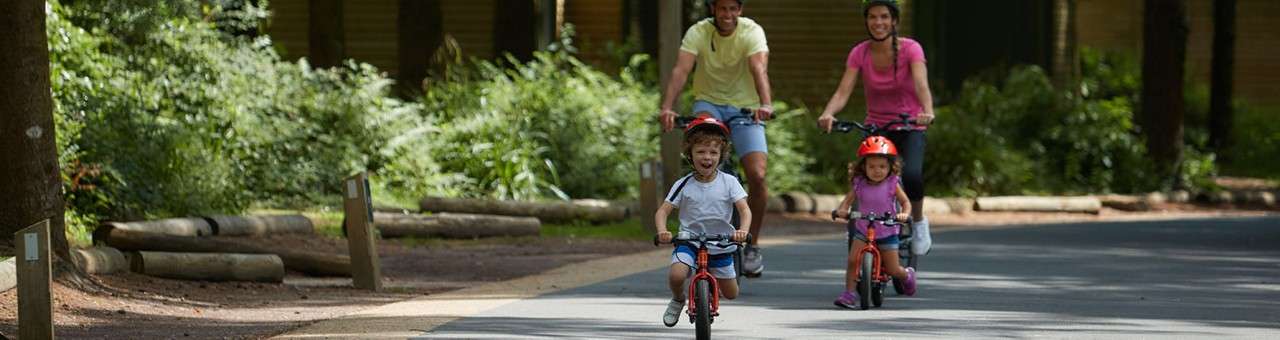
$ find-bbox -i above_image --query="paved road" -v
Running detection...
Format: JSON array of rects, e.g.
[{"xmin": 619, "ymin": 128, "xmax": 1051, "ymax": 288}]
[{"xmin": 416, "ymin": 217, "xmax": 1280, "ymax": 339}]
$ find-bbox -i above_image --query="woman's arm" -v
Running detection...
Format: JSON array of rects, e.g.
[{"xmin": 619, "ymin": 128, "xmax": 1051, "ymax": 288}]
[
  {"xmin": 817, "ymin": 67, "xmax": 860, "ymax": 132},
  {"xmin": 910, "ymin": 61, "xmax": 936, "ymax": 125}
]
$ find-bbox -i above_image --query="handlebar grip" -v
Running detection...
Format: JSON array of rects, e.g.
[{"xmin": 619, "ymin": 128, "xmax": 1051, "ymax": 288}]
[{"xmin": 652, "ymin": 235, "xmax": 660, "ymax": 247}]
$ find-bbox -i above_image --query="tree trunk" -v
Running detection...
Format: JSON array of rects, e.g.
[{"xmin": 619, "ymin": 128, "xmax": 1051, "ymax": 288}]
[
  {"xmin": 309, "ymin": 0, "xmax": 345, "ymax": 68},
  {"xmin": 0, "ymin": 0, "xmax": 69, "ymax": 260},
  {"xmin": 1208, "ymin": 0, "xmax": 1237, "ymax": 157},
  {"xmin": 975, "ymin": 196, "xmax": 1102, "ymax": 214},
  {"xmin": 208, "ymin": 214, "xmax": 314, "ymax": 236},
  {"xmin": 1141, "ymin": 0, "xmax": 1189, "ymax": 188},
  {"xmin": 419, "ymin": 196, "xmax": 628, "ymax": 223},
  {"xmin": 1051, "ymin": 0, "xmax": 1080, "ymax": 91},
  {"xmin": 494, "ymin": 0, "xmax": 537, "ymax": 63},
  {"xmin": 99, "ymin": 228, "xmax": 350, "ymax": 277},
  {"xmin": 397, "ymin": 0, "xmax": 442, "ymax": 98},
  {"xmin": 128, "ymin": 251, "xmax": 285, "ymax": 283},
  {"xmin": 375, "ymin": 212, "xmax": 540, "ymax": 238},
  {"xmin": 102, "ymin": 218, "xmax": 214, "ymax": 237}
]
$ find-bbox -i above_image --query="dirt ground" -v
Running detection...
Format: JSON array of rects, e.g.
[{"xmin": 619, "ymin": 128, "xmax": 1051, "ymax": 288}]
[{"xmin": 0, "ymin": 199, "xmax": 1274, "ymax": 339}]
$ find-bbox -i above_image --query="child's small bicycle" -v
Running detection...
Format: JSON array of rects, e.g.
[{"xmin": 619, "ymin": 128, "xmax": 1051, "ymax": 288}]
[
  {"xmin": 829, "ymin": 113, "xmax": 920, "ymax": 281},
  {"xmin": 831, "ymin": 210, "xmax": 909, "ymax": 310},
  {"xmin": 675, "ymin": 108, "xmax": 764, "ymax": 281},
  {"xmin": 654, "ymin": 220, "xmax": 750, "ymax": 340}
]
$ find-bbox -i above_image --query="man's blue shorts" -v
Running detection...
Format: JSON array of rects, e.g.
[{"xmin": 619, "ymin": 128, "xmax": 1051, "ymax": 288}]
[{"xmin": 691, "ymin": 100, "xmax": 767, "ymax": 158}]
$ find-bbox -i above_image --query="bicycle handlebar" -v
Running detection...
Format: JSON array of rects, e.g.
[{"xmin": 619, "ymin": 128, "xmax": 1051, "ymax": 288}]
[
  {"xmin": 674, "ymin": 108, "xmax": 764, "ymax": 129},
  {"xmin": 830, "ymin": 210, "xmax": 910, "ymax": 226},
  {"xmin": 653, "ymin": 232, "xmax": 752, "ymax": 247},
  {"xmin": 831, "ymin": 113, "xmax": 919, "ymax": 135}
]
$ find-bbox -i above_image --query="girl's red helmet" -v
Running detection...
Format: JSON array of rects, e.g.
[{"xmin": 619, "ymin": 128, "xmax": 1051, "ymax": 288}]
[
  {"xmin": 857, "ymin": 136, "xmax": 898, "ymax": 157},
  {"xmin": 685, "ymin": 114, "xmax": 730, "ymax": 138}
]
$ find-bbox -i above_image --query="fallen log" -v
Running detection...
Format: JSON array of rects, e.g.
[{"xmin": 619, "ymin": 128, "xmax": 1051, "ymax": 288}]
[
  {"xmin": 207, "ymin": 214, "xmax": 314, "ymax": 236},
  {"xmin": 1097, "ymin": 195, "xmax": 1152, "ymax": 212},
  {"xmin": 419, "ymin": 196, "xmax": 626, "ymax": 223},
  {"xmin": 375, "ymin": 212, "xmax": 541, "ymax": 238},
  {"xmin": 98, "ymin": 228, "xmax": 350, "ymax": 277},
  {"xmin": 766, "ymin": 196, "xmax": 786, "ymax": 213},
  {"xmin": 71, "ymin": 246, "xmax": 129, "ymax": 274},
  {"xmin": 974, "ymin": 196, "xmax": 1102, "ymax": 214},
  {"xmin": 103, "ymin": 218, "xmax": 213, "ymax": 237},
  {"xmin": 780, "ymin": 192, "xmax": 814, "ymax": 213},
  {"xmin": 127, "ymin": 251, "xmax": 284, "ymax": 282},
  {"xmin": 811, "ymin": 194, "xmax": 844, "ymax": 215}
]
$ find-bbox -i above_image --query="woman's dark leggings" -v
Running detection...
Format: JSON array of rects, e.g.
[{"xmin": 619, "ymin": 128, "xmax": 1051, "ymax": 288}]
[{"xmin": 885, "ymin": 130, "xmax": 926, "ymax": 217}]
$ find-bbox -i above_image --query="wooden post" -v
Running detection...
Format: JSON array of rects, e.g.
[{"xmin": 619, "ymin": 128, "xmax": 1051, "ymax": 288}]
[
  {"xmin": 639, "ymin": 159, "xmax": 662, "ymax": 233},
  {"xmin": 16, "ymin": 219, "xmax": 53, "ymax": 339},
  {"xmin": 658, "ymin": 0, "xmax": 684, "ymax": 189},
  {"xmin": 343, "ymin": 173, "xmax": 382, "ymax": 291}
]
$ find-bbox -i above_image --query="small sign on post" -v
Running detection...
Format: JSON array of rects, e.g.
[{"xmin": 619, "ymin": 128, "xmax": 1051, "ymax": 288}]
[
  {"xmin": 639, "ymin": 159, "xmax": 663, "ymax": 233},
  {"xmin": 343, "ymin": 172, "xmax": 383, "ymax": 291},
  {"xmin": 15, "ymin": 219, "xmax": 53, "ymax": 339}
]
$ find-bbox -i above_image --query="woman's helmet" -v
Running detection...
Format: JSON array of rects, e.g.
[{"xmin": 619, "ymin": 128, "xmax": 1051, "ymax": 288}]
[
  {"xmin": 857, "ymin": 136, "xmax": 898, "ymax": 157},
  {"xmin": 685, "ymin": 114, "xmax": 730, "ymax": 139},
  {"xmin": 862, "ymin": 0, "xmax": 900, "ymax": 19}
]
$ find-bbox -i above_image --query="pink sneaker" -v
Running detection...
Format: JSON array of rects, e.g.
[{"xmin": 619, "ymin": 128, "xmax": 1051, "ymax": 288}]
[
  {"xmin": 903, "ymin": 267, "xmax": 917, "ymax": 296},
  {"xmin": 833, "ymin": 291, "xmax": 859, "ymax": 309}
]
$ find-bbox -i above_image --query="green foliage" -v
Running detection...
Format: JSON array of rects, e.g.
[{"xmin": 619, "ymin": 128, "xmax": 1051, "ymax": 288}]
[
  {"xmin": 1221, "ymin": 103, "xmax": 1280, "ymax": 180},
  {"xmin": 415, "ymin": 47, "xmax": 661, "ymax": 200},
  {"xmin": 48, "ymin": 0, "xmax": 428, "ymax": 222},
  {"xmin": 933, "ymin": 65, "xmax": 1158, "ymax": 195}
]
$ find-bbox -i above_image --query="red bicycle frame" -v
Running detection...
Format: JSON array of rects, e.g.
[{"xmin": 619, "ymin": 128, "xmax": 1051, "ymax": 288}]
[
  {"xmin": 686, "ymin": 247, "xmax": 721, "ymax": 317},
  {"xmin": 853, "ymin": 223, "xmax": 888, "ymax": 284}
]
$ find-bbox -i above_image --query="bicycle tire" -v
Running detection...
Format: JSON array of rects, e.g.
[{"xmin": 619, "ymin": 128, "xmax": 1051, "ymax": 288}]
[
  {"xmin": 695, "ymin": 280, "xmax": 712, "ymax": 340},
  {"xmin": 859, "ymin": 252, "xmax": 873, "ymax": 310}
]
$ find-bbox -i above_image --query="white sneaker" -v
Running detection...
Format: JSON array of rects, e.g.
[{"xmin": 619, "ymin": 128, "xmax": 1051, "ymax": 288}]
[
  {"xmin": 662, "ymin": 299, "xmax": 684, "ymax": 327},
  {"xmin": 912, "ymin": 217, "xmax": 932, "ymax": 255}
]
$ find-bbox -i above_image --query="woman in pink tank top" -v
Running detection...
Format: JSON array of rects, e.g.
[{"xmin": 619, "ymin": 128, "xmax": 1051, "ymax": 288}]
[{"xmin": 815, "ymin": 0, "xmax": 937, "ymax": 238}]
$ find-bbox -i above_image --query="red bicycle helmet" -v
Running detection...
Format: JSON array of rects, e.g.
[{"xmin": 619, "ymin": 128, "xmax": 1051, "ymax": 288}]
[
  {"xmin": 685, "ymin": 114, "xmax": 730, "ymax": 138},
  {"xmin": 857, "ymin": 136, "xmax": 898, "ymax": 157}
]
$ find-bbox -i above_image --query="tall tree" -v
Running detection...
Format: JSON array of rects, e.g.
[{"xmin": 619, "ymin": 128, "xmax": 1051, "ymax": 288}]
[
  {"xmin": 309, "ymin": 0, "xmax": 345, "ymax": 68},
  {"xmin": 1141, "ymin": 0, "xmax": 1189, "ymax": 187},
  {"xmin": 0, "ymin": 0, "xmax": 69, "ymax": 259},
  {"xmin": 1208, "ymin": 0, "xmax": 1237, "ymax": 157},
  {"xmin": 1051, "ymin": 0, "xmax": 1080, "ymax": 91},
  {"xmin": 494, "ymin": 0, "xmax": 537, "ymax": 63},
  {"xmin": 397, "ymin": 0, "xmax": 443, "ymax": 97}
]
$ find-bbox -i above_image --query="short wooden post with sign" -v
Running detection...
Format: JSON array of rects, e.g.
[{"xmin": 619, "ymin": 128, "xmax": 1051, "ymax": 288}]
[
  {"xmin": 639, "ymin": 159, "xmax": 663, "ymax": 234},
  {"xmin": 16, "ymin": 219, "xmax": 54, "ymax": 339},
  {"xmin": 343, "ymin": 172, "xmax": 382, "ymax": 291}
]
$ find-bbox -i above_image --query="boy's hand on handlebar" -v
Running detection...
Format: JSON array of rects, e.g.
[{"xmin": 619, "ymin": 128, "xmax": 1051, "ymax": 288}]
[
  {"xmin": 656, "ymin": 231, "xmax": 673, "ymax": 243},
  {"xmin": 732, "ymin": 230, "xmax": 749, "ymax": 242},
  {"xmin": 816, "ymin": 114, "xmax": 835, "ymax": 133},
  {"xmin": 659, "ymin": 109, "xmax": 678, "ymax": 132},
  {"xmin": 896, "ymin": 212, "xmax": 910, "ymax": 222}
]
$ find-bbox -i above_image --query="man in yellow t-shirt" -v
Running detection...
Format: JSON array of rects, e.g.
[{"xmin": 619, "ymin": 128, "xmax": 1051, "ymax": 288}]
[{"xmin": 658, "ymin": 0, "xmax": 774, "ymax": 278}]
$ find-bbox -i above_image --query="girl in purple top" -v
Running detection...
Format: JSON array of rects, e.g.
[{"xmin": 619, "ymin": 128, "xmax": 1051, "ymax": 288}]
[
  {"xmin": 832, "ymin": 136, "xmax": 916, "ymax": 309},
  {"xmin": 817, "ymin": 0, "xmax": 937, "ymax": 242}
]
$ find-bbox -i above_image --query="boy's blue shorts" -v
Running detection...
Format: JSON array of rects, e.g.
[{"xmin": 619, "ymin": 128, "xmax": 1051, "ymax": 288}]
[{"xmin": 671, "ymin": 245, "xmax": 737, "ymax": 279}]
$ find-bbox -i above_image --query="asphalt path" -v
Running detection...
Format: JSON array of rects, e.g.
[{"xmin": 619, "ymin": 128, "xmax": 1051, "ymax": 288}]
[{"xmin": 417, "ymin": 217, "xmax": 1280, "ymax": 339}]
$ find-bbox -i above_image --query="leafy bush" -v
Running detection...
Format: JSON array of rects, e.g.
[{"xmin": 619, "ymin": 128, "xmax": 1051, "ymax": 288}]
[{"xmin": 49, "ymin": 0, "xmax": 431, "ymax": 221}]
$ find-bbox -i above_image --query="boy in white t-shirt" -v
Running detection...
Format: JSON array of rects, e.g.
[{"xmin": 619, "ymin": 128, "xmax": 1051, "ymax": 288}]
[{"xmin": 655, "ymin": 115, "xmax": 751, "ymax": 327}]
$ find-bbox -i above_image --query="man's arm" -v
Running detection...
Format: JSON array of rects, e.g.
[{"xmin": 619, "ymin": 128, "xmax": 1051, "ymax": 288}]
[
  {"xmin": 747, "ymin": 51, "xmax": 774, "ymax": 121},
  {"xmin": 659, "ymin": 51, "xmax": 698, "ymax": 131}
]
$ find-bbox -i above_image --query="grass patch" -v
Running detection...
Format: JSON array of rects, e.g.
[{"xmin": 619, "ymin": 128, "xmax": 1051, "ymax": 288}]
[{"xmin": 541, "ymin": 217, "xmax": 680, "ymax": 241}]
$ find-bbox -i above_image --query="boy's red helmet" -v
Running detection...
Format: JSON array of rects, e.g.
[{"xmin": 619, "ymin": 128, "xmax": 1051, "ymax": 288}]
[
  {"xmin": 857, "ymin": 136, "xmax": 898, "ymax": 157},
  {"xmin": 685, "ymin": 114, "xmax": 730, "ymax": 138}
]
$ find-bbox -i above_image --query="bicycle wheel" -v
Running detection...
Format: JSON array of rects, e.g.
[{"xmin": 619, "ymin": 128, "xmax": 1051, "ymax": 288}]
[
  {"xmin": 858, "ymin": 252, "xmax": 873, "ymax": 310},
  {"xmin": 732, "ymin": 247, "xmax": 744, "ymax": 285},
  {"xmin": 695, "ymin": 280, "xmax": 711, "ymax": 340},
  {"xmin": 872, "ymin": 282, "xmax": 884, "ymax": 307}
]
